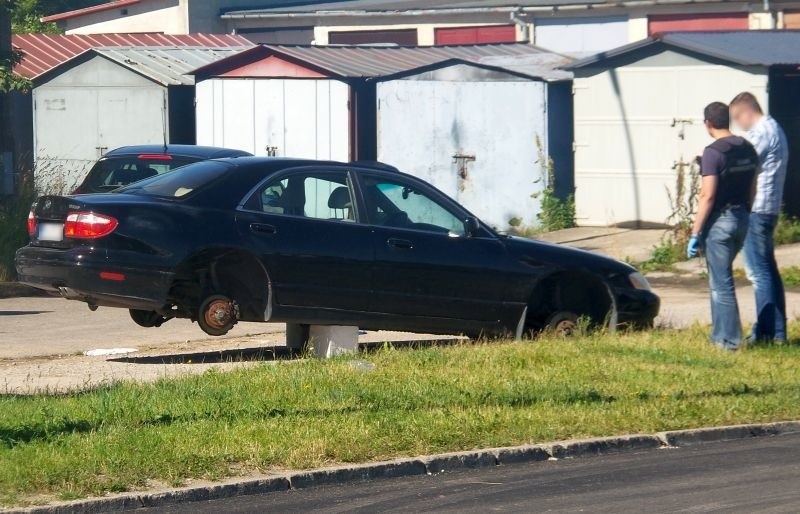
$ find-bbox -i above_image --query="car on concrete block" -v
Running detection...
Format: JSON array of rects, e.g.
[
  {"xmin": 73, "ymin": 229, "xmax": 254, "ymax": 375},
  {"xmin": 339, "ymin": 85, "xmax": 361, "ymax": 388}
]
[{"xmin": 16, "ymin": 157, "xmax": 659, "ymax": 339}]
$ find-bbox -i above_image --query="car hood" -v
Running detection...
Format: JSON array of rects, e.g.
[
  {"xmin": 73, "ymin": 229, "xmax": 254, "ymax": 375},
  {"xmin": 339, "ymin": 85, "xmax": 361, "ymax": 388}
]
[{"xmin": 503, "ymin": 235, "xmax": 637, "ymax": 281}]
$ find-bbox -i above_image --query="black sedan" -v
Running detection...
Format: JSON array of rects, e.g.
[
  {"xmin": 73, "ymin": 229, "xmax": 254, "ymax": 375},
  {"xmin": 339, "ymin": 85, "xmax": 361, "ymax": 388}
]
[
  {"xmin": 72, "ymin": 144, "xmax": 252, "ymax": 194},
  {"xmin": 16, "ymin": 158, "xmax": 659, "ymax": 338}
]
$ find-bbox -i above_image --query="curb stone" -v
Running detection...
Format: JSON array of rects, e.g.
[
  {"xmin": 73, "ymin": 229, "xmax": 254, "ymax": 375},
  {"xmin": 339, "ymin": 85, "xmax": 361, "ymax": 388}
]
[
  {"xmin": 12, "ymin": 421, "xmax": 800, "ymax": 514},
  {"xmin": 657, "ymin": 420, "xmax": 800, "ymax": 447}
]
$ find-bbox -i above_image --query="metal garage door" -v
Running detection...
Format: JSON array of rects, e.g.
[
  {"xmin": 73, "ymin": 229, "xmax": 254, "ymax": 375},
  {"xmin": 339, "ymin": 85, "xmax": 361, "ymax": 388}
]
[
  {"xmin": 534, "ymin": 16, "xmax": 628, "ymax": 55},
  {"xmin": 573, "ymin": 52, "xmax": 768, "ymax": 226},
  {"xmin": 195, "ymin": 78, "xmax": 350, "ymax": 161},
  {"xmin": 377, "ymin": 75, "xmax": 546, "ymax": 229},
  {"xmin": 648, "ymin": 13, "xmax": 749, "ymax": 35},
  {"xmin": 434, "ymin": 25, "xmax": 517, "ymax": 45}
]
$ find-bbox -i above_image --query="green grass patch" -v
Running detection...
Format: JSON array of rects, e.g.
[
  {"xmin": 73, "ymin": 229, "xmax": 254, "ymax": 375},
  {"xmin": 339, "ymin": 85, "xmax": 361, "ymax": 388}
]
[
  {"xmin": 3, "ymin": 327, "xmax": 800, "ymax": 506},
  {"xmin": 781, "ymin": 266, "xmax": 800, "ymax": 288},
  {"xmin": 774, "ymin": 213, "xmax": 800, "ymax": 246}
]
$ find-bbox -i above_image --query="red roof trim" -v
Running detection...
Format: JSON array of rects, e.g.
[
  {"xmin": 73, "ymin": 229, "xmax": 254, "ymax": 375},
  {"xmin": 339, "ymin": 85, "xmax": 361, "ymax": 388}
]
[{"xmin": 42, "ymin": 0, "xmax": 141, "ymax": 23}]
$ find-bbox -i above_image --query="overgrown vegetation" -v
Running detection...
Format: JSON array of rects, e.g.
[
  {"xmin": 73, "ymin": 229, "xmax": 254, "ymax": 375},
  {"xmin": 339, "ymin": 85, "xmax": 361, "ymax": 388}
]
[
  {"xmin": 781, "ymin": 266, "xmax": 800, "ymax": 288},
  {"xmin": 0, "ymin": 179, "xmax": 33, "ymax": 281},
  {"xmin": 774, "ymin": 213, "xmax": 800, "ymax": 246},
  {"xmin": 509, "ymin": 136, "xmax": 575, "ymax": 235},
  {"xmin": 2, "ymin": 326, "xmax": 800, "ymax": 506}
]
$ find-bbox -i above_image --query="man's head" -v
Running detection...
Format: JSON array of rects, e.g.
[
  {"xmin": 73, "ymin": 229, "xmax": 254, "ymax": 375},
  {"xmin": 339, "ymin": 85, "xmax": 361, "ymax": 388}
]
[
  {"xmin": 703, "ymin": 101, "xmax": 731, "ymax": 137},
  {"xmin": 729, "ymin": 92, "xmax": 763, "ymax": 131}
]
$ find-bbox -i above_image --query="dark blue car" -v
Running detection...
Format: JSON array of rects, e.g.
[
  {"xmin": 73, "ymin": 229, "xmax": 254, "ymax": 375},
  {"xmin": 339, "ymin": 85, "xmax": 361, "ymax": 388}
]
[
  {"xmin": 18, "ymin": 158, "xmax": 659, "ymax": 338},
  {"xmin": 73, "ymin": 145, "xmax": 252, "ymax": 194}
]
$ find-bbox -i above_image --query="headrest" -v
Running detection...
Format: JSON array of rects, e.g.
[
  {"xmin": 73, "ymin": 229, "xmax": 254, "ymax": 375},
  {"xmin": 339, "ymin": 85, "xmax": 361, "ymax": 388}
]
[{"xmin": 328, "ymin": 186, "xmax": 352, "ymax": 209}]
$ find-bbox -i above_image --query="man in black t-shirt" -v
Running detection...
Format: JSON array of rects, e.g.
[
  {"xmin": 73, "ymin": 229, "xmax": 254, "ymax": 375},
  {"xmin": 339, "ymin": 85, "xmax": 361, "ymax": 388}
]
[{"xmin": 687, "ymin": 102, "xmax": 759, "ymax": 351}]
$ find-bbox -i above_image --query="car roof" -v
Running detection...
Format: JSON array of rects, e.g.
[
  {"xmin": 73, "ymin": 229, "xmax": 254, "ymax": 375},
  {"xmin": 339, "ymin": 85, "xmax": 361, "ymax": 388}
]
[
  {"xmin": 212, "ymin": 156, "xmax": 400, "ymax": 172},
  {"xmin": 104, "ymin": 145, "xmax": 252, "ymax": 159}
]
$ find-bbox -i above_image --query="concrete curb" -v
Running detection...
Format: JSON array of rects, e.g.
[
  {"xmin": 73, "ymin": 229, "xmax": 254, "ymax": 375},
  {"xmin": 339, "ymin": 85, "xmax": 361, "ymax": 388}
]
[{"xmin": 12, "ymin": 420, "xmax": 800, "ymax": 514}]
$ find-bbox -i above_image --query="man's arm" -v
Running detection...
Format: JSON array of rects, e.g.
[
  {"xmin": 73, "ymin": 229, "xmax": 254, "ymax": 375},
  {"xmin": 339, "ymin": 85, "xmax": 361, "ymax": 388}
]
[{"xmin": 693, "ymin": 174, "xmax": 718, "ymax": 236}]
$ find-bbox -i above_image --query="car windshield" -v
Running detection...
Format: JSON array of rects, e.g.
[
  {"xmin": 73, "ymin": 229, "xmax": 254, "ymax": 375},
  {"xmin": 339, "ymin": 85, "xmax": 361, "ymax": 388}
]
[
  {"xmin": 79, "ymin": 155, "xmax": 197, "ymax": 193},
  {"xmin": 117, "ymin": 161, "xmax": 231, "ymax": 198}
]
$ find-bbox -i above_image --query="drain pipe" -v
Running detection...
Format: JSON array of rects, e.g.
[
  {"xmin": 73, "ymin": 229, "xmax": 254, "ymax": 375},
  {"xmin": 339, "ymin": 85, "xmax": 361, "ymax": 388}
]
[{"xmin": 510, "ymin": 8, "xmax": 533, "ymax": 44}]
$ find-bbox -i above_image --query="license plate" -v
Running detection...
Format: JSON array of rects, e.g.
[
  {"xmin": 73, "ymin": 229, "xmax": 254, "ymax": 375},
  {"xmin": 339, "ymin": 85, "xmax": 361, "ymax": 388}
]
[{"xmin": 38, "ymin": 222, "xmax": 64, "ymax": 242}]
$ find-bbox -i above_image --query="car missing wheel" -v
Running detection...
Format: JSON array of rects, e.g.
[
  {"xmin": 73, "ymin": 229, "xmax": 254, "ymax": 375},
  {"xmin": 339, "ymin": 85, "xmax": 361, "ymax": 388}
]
[{"xmin": 16, "ymin": 158, "xmax": 659, "ymax": 337}]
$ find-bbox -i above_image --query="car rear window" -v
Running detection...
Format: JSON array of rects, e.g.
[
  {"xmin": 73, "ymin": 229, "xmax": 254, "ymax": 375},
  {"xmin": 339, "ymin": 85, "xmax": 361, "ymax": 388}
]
[
  {"xmin": 79, "ymin": 155, "xmax": 197, "ymax": 193},
  {"xmin": 117, "ymin": 161, "xmax": 231, "ymax": 198}
]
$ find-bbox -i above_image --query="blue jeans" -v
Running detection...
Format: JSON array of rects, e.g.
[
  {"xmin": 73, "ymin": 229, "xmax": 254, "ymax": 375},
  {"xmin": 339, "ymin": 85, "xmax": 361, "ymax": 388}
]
[
  {"xmin": 703, "ymin": 208, "xmax": 749, "ymax": 349},
  {"xmin": 744, "ymin": 213, "xmax": 787, "ymax": 342}
]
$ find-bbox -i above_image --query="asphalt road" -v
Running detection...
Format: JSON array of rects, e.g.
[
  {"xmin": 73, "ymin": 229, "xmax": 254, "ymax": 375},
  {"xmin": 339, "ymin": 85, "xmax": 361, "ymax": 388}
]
[{"xmin": 154, "ymin": 433, "xmax": 800, "ymax": 514}]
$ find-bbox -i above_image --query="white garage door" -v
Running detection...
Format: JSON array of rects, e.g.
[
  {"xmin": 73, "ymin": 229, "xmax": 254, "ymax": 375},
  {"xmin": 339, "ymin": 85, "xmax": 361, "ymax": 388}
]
[
  {"xmin": 195, "ymin": 78, "xmax": 350, "ymax": 161},
  {"xmin": 573, "ymin": 52, "xmax": 768, "ymax": 226},
  {"xmin": 534, "ymin": 16, "xmax": 629, "ymax": 55}
]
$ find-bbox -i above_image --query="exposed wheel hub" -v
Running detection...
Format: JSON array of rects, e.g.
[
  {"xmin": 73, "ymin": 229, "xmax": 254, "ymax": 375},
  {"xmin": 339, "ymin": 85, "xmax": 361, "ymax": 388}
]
[{"xmin": 204, "ymin": 299, "xmax": 233, "ymax": 329}]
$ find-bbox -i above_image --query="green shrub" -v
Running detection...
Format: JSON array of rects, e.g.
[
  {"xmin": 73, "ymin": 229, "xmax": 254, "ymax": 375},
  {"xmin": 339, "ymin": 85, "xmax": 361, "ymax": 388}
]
[
  {"xmin": 774, "ymin": 213, "xmax": 800, "ymax": 246},
  {"xmin": 0, "ymin": 184, "xmax": 35, "ymax": 281}
]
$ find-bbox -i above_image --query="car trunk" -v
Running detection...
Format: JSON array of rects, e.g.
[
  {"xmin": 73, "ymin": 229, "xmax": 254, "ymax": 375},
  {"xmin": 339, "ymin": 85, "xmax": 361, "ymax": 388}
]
[{"xmin": 30, "ymin": 196, "xmax": 89, "ymax": 249}]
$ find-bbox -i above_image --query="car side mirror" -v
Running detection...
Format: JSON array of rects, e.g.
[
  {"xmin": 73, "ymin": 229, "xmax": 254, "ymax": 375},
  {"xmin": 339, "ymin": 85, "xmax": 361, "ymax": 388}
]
[{"xmin": 464, "ymin": 217, "xmax": 480, "ymax": 237}]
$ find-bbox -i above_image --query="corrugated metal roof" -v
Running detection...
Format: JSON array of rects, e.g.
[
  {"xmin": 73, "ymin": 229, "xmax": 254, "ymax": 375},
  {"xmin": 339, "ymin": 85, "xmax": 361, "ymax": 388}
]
[
  {"xmin": 478, "ymin": 54, "xmax": 573, "ymax": 81},
  {"xmin": 254, "ymin": 43, "xmax": 570, "ymax": 79},
  {"xmin": 73, "ymin": 46, "xmax": 250, "ymax": 86},
  {"xmin": 12, "ymin": 33, "xmax": 253, "ymax": 79},
  {"xmin": 42, "ymin": 0, "xmax": 141, "ymax": 22},
  {"xmin": 222, "ymin": 0, "xmax": 615, "ymax": 17},
  {"xmin": 567, "ymin": 30, "xmax": 800, "ymax": 69}
]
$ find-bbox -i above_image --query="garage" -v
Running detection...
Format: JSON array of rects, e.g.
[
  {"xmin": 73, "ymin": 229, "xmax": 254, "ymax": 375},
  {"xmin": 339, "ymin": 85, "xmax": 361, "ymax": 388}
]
[
  {"xmin": 192, "ymin": 43, "xmax": 572, "ymax": 230},
  {"xmin": 533, "ymin": 16, "xmax": 629, "ymax": 55},
  {"xmin": 567, "ymin": 31, "xmax": 800, "ymax": 227},
  {"xmin": 376, "ymin": 59, "xmax": 573, "ymax": 229},
  {"xmin": 32, "ymin": 46, "xmax": 244, "ymax": 191}
]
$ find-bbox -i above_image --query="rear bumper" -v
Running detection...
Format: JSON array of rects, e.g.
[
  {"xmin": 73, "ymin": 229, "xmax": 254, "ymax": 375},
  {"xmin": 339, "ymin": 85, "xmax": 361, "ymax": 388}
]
[
  {"xmin": 15, "ymin": 245, "xmax": 173, "ymax": 311},
  {"xmin": 615, "ymin": 288, "xmax": 660, "ymax": 328}
]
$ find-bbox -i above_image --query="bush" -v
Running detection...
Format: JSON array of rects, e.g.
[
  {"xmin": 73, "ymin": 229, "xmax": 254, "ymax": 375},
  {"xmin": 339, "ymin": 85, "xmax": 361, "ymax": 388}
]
[
  {"xmin": 0, "ymin": 184, "xmax": 35, "ymax": 281},
  {"xmin": 774, "ymin": 213, "xmax": 800, "ymax": 246}
]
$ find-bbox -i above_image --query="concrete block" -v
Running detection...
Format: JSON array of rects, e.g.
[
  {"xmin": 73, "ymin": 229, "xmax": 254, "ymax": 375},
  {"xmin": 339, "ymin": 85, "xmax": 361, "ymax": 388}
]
[
  {"xmin": 285, "ymin": 323, "xmax": 310, "ymax": 351},
  {"xmin": 309, "ymin": 325, "xmax": 359, "ymax": 358}
]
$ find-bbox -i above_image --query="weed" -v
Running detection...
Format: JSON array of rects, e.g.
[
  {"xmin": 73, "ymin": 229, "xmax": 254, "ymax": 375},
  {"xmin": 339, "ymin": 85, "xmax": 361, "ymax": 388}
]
[
  {"xmin": 781, "ymin": 266, "xmax": 800, "ymax": 287},
  {"xmin": 774, "ymin": 213, "xmax": 800, "ymax": 246}
]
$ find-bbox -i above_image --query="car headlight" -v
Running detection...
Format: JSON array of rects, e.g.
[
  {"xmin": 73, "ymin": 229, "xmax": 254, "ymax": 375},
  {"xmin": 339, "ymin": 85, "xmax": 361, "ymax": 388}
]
[{"xmin": 628, "ymin": 271, "xmax": 651, "ymax": 291}]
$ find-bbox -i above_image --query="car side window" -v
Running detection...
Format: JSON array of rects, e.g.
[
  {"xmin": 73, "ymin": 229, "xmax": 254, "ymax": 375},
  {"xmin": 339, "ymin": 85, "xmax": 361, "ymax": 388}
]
[
  {"xmin": 245, "ymin": 171, "xmax": 356, "ymax": 222},
  {"xmin": 362, "ymin": 175, "xmax": 465, "ymax": 235}
]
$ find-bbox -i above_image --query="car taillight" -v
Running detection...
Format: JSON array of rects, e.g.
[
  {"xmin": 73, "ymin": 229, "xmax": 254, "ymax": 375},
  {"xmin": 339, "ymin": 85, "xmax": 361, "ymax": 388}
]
[
  {"xmin": 27, "ymin": 211, "xmax": 36, "ymax": 236},
  {"xmin": 64, "ymin": 212, "xmax": 118, "ymax": 239}
]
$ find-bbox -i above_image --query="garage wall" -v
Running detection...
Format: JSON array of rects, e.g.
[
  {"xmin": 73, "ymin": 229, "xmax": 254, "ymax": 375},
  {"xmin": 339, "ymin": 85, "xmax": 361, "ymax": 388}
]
[
  {"xmin": 534, "ymin": 16, "xmax": 629, "ymax": 55},
  {"xmin": 377, "ymin": 69, "xmax": 548, "ymax": 229},
  {"xmin": 573, "ymin": 51, "xmax": 768, "ymax": 226},
  {"xmin": 33, "ymin": 55, "xmax": 166, "ymax": 192},
  {"xmin": 195, "ymin": 77, "xmax": 350, "ymax": 161}
]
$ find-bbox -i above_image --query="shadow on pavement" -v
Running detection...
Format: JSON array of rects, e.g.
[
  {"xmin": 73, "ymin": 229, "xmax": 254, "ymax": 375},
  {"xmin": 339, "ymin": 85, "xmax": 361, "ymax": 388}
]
[{"xmin": 109, "ymin": 338, "xmax": 468, "ymax": 365}]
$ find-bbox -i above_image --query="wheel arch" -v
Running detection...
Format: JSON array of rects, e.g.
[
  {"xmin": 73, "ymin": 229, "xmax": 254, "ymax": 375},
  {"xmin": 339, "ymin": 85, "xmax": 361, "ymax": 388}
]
[
  {"xmin": 169, "ymin": 246, "xmax": 272, "ymax": 322},
  {"xmin": 523, "ymin": 269, "xmax": 618, "ymax": 333}
]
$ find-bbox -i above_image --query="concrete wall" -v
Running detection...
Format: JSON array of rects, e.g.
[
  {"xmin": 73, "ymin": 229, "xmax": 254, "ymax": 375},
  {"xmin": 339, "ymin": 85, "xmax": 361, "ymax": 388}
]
[{"xmin": 64, "ymin": 0, "xmax": 188, "ymax": 34}]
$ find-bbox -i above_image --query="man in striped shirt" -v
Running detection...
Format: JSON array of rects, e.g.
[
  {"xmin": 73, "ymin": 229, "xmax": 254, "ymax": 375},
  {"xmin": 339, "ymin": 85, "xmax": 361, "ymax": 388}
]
[{"xmin": 730, "ymin": 92, "xmax": 789, "ymax": 344}]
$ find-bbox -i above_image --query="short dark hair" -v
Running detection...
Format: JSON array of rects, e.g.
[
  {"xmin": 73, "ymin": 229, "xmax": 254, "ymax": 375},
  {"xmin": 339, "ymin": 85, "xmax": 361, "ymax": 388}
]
[
  {"xmin": 730, "ymin": 92, "xmax": 763, "ymax": 114},
  {"xmin": 704, "ymin": 102, "xmax": 730, "ymax": 129}
]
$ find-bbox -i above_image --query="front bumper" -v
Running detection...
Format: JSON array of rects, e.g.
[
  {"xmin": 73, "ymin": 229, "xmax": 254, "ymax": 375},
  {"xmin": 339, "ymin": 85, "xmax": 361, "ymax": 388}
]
[
  {"xmin": 615, "ymin": 288, "xmax": 661, "ymax": 328},
  {"xmin": 15, "ymin": 245, "xmax": 173, "ymax": 311}
]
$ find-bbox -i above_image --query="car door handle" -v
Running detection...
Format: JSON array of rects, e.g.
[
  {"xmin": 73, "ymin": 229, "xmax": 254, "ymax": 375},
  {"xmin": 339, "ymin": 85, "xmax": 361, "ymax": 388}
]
[
  {"xmin": 250, "ymin": 223, "xmax": 277, "ymax": 235},
  {"xmin": 387, "ymin": 238, "xmax": 413, "ymax": 250}
]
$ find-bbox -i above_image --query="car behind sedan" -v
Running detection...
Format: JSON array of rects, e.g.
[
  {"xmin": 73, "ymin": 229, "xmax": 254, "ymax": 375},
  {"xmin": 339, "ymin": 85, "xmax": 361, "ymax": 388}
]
[
  {"xmin": 17, "ymin": 158, "xmax": 659, "ymax": 338},
  {"xmin": 72, "ymin": 145, "xmax": 252, "ymax": 194}
]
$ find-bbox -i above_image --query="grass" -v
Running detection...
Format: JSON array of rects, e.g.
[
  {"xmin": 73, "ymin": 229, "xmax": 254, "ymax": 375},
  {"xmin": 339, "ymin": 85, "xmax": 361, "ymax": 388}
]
[
  {"xmin": 0, "ymin": 187, "xmax": 34, "ymax": 281},
  {"xmin": 639, "ymin": 237, "xmax": 684, "ymax": 273},
  {"xmin": 781, "ymin": 266, "xmax": 800, "ymax": 287},
  {"xmin": 774, "ymin": 213, "xmax": 800, "ymax": 246},
  {"xmin": 3, "ymin": 327, "xmax": 800, "ymax": 506}
]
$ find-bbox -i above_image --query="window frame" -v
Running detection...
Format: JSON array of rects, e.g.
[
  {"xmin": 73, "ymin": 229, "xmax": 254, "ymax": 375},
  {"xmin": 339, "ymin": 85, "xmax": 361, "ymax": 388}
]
[
  {"xmin": 355, "ymin": 170, "xmax": 478, "ymax": 237},
  {"xmin": 237, "ymin": 166, "xmax": 362, "ymax": 225}
]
